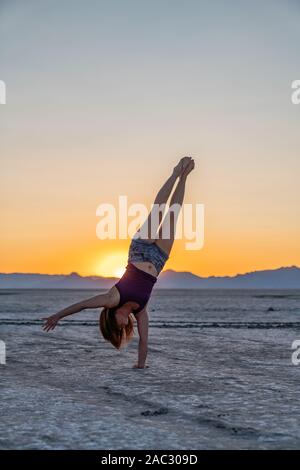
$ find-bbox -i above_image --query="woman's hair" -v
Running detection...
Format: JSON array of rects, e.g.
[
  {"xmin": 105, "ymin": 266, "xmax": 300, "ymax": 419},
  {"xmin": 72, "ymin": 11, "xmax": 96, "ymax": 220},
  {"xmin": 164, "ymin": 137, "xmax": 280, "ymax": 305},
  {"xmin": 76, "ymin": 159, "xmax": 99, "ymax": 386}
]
[{"xmin": 99, "ymin": 307, "xmax": 134, "ymax": 350}]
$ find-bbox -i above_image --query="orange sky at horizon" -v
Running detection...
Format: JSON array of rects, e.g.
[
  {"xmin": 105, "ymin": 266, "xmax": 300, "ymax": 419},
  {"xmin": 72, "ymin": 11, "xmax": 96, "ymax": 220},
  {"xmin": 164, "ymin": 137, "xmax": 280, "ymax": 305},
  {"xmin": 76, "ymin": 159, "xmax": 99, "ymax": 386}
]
[{"xmin": 1, "ymin": 180, "xmax": 299, "ymax": 278}]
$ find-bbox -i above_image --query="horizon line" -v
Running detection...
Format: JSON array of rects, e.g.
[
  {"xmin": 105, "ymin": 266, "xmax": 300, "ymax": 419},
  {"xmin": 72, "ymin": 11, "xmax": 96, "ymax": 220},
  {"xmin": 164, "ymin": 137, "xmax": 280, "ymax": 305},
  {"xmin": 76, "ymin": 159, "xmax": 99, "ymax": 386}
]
[{"xmin": 0, "ymin": 265, "xmax": 299, "ymax": 280}]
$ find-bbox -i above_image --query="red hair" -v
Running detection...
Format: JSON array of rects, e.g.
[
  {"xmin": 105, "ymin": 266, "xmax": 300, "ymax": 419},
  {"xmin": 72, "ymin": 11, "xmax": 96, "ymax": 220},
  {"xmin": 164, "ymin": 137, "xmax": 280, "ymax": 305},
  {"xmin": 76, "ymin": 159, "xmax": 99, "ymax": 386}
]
[{"xmin": 99, "ymin": 307, "xmax": 134, "ymax": 349}]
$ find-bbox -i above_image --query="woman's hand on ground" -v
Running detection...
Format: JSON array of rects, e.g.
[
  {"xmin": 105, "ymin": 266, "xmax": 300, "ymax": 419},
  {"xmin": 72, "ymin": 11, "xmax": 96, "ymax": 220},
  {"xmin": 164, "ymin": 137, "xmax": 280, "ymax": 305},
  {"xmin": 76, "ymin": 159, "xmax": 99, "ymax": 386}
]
[{"xmin": 42, "ymin": 313, "xmax": 61, "ymax": 332}]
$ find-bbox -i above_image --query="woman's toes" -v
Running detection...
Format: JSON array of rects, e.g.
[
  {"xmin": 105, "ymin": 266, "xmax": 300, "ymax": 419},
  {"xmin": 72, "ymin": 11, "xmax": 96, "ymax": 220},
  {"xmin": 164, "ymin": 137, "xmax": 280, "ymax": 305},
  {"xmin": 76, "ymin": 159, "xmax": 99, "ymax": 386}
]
[
  {"xmin": 180, "ymin": 156, "xmax": 192, "ymax": 172},
  {"xmin": 182, "ymin": 159, "xmax": 195, "ymax": 176},
  {"xmin": 174, "ymin": 156, "xmax": 193, "ymax": 177}
]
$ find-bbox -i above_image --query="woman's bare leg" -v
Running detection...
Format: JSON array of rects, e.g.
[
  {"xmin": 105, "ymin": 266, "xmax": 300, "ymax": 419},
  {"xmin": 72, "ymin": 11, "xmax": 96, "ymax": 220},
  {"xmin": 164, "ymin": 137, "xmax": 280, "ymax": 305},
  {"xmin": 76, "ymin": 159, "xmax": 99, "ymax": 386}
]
[
  {"xmin": 156, "ymin": 159, "xmax": 195, "ymax": 255},
  {"xmin": 135, "ymin": 157, "xmax": 191, "ymax": 240}
]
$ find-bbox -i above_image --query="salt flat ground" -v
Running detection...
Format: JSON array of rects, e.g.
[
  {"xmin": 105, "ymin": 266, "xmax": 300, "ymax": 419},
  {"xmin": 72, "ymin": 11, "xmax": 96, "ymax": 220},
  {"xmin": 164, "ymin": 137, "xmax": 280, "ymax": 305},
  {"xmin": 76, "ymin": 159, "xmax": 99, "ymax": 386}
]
[{"xmin": 1, "ymin": 289, "xmax": 300, "ymax": 449}]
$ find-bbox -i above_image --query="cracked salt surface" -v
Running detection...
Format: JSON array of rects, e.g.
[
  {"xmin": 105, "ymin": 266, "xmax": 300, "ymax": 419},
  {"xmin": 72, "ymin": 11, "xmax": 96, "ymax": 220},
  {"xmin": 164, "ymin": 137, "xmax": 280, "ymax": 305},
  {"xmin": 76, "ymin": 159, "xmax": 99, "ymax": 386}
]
[{"xmin": 1, "ymin": 289, "xmax": 300, "ymax": 449}]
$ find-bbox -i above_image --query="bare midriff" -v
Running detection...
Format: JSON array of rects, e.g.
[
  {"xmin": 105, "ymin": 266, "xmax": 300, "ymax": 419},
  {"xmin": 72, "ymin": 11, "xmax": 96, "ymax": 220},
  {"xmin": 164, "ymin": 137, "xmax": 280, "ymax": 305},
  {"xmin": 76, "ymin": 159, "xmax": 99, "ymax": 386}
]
[{"xmin": 130, "ymin": 261, "xmax": 158, "ymax": 278}]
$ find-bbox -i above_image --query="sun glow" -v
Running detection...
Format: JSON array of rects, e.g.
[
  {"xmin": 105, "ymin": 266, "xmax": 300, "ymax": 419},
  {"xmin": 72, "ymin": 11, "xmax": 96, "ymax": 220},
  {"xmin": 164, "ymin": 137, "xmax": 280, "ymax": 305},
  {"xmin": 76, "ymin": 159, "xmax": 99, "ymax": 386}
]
[
  {"xmin": 95, "ymin": 251, "xmax": 127, "ymax": 278},
  {"xmin": 114, "ymin": 267, "xmax": 126, "ymax": 278}
]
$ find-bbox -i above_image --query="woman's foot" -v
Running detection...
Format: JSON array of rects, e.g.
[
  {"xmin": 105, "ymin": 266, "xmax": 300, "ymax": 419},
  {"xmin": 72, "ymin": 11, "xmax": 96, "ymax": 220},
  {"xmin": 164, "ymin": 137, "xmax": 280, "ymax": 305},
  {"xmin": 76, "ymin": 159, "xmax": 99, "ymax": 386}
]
[
  {"xmin": 173, "ymin": 156, "xmax": 192, "ymax": 177},
  {"xmin": 181, "ymin": 158, "xmax": 195, "ymax": 178}
]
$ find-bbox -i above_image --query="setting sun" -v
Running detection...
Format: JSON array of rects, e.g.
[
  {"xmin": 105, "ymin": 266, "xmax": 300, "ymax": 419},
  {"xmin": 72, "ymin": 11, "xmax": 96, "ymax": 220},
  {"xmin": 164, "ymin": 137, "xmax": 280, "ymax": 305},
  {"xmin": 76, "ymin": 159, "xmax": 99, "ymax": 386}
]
[
  {"xmin": 114, "ymin": 267, "xmax": 126, "ymax": 278},
  {"xmin": 95, "ymin": 251, "xmax": 128, "ymax": 278}
]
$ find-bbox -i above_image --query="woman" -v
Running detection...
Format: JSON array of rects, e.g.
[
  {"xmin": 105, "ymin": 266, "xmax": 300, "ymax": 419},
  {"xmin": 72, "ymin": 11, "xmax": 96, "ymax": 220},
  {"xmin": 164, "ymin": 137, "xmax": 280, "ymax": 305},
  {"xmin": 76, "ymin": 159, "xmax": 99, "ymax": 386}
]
[{"xmin": 43, "ymin": 156, "xmax": 195, "ymax": 368}]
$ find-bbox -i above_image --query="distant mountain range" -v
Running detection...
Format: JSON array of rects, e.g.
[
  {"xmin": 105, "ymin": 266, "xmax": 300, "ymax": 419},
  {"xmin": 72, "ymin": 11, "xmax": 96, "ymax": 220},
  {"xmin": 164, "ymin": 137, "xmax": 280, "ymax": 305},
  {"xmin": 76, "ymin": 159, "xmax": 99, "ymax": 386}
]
[{"xmin": 0, "ymin": 266, "xmax": 299, "ymax": 289}]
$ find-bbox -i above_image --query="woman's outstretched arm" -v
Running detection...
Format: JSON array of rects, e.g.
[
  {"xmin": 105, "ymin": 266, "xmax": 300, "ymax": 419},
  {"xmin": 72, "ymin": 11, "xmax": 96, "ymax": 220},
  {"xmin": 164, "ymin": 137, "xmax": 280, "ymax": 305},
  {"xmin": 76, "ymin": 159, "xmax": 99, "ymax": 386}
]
[{"xmin": 43, "ymin": 287, "xmax": 119, "ymax": 332}]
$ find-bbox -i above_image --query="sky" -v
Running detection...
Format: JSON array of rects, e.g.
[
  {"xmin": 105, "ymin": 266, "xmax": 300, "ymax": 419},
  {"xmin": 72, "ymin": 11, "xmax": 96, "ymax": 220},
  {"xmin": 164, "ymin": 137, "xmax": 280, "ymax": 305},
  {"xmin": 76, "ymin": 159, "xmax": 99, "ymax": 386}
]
[{"xmin": 1, "ymin": 0, "xmax": 300, "ymax": 277}]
